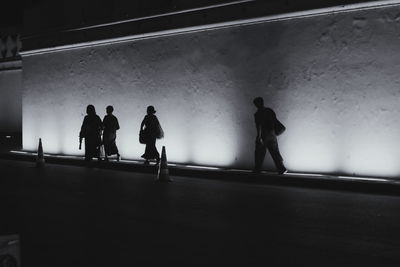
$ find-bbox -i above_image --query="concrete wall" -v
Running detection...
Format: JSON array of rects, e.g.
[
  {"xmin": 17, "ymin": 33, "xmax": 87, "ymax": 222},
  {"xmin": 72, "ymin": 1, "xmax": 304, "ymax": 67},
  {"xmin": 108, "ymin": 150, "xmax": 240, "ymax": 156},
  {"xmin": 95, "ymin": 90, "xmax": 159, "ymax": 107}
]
[{"xmin": 22, "ymin": 5, "xmax": 400, "ymax": 177}]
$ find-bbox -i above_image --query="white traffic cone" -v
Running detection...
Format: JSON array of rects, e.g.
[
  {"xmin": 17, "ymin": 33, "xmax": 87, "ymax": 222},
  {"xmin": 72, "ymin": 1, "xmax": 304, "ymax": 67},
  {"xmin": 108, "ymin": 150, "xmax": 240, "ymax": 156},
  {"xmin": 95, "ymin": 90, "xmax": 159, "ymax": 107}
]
[
  {"xmin": 157, "ymin": 146, "xmax": 171, "ymax": 182},
  {"xmin": 36, "ymin": 138, "xmax": 45, "ymax": 167}
]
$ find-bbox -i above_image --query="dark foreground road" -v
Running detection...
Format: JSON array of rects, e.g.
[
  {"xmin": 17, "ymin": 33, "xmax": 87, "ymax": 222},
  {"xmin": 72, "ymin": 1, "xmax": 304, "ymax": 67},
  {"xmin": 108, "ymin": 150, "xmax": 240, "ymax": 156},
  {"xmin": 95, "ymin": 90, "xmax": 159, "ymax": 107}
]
[{"xmin": 0, "ymin": 159, "xmax": 400, "ymax": 267}]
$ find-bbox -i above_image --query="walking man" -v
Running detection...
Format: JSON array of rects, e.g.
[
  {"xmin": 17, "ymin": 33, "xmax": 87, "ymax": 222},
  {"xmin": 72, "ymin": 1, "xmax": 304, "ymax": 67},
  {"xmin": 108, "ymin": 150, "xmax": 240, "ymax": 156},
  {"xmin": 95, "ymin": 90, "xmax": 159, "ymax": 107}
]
[{"xmin": 253, "ymin": 97, "xmax": 287, "ymax": 174}]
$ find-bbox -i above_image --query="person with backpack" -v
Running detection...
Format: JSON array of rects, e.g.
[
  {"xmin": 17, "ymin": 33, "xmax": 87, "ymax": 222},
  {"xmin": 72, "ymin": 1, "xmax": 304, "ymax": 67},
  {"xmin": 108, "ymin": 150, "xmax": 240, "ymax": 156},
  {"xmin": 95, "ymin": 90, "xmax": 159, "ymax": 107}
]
[{"xmin": 253, "ymin": 97, "xmax": 287, "ymax": 174}]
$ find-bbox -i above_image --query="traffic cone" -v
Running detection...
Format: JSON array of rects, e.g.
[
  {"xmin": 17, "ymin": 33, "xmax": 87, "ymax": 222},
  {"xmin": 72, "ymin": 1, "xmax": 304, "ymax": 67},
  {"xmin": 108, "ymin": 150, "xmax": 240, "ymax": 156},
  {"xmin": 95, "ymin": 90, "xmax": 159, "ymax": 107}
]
[
  {"xmin": 157, "ymin": 146, "xmax": 171, "ymax": 182},
  {"xmin": 36, "ymin": 138, "xmax": 45, "ymax": 167}
]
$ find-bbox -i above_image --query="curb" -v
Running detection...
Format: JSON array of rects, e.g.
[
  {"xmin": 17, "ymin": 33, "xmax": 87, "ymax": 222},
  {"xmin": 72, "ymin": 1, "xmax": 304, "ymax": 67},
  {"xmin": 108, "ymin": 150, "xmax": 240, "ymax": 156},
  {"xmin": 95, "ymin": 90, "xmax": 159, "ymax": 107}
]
[{"xmin": 1, "ymin": 152, "xmax": 400, "ymax": 196}]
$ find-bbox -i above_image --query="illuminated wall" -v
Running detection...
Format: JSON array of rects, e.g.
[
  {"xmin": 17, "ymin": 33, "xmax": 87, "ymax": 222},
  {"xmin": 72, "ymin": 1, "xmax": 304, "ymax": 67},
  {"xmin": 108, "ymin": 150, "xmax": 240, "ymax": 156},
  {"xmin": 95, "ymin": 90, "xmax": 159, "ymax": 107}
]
[{"xmin": 22, "ymin": 5, "xmax": 400, "ymax": 177}]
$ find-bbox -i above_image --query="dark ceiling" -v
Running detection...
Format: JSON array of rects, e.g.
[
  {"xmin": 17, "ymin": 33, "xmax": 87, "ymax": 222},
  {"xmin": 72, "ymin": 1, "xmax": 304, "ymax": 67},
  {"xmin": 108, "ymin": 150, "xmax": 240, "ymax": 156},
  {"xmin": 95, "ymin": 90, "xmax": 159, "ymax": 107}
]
[{"xmin": 0, "ymin": 0, "xmax": 381, "ymax": 32}]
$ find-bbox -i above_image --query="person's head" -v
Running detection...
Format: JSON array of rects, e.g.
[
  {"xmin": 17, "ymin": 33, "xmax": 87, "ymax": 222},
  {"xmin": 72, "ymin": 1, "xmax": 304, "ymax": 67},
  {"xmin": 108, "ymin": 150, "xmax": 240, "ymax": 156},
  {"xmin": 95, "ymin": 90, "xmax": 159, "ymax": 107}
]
[
  {"xmin": 147, "ymin": 105, "xmax": 156, "ymax": 115},
  {"xmin": 253, "ymin": 97, "xmax": 264, "ymax": 109},
  {"xmin": 106, "ymin": 105, "xmax": 114, "ymax": 115},
  {"xmin": 86, "ymin": 104, "xmax": 96, "ymax": 115}
]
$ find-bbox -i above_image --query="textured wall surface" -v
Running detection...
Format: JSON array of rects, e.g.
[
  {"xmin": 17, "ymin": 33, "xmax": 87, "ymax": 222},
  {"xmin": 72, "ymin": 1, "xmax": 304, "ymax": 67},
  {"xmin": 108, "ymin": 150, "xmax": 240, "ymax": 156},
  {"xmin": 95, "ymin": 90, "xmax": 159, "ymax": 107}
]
[
  {"xmin": 23, "ymin": 6, "xmax": 400, "ymax": 177},
  {"xmin": 0, "ymin": 70, "xmax": 21, "ymax": 132}
]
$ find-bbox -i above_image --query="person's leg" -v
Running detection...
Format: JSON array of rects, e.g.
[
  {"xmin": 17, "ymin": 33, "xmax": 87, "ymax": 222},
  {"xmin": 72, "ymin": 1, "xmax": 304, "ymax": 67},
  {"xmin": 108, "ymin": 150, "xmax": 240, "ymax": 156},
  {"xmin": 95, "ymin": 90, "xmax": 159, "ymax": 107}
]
[
  {"xmin": 254, "ymin": 139, "xmax": 267, "ymax": 172},
  {"xmin": 97, "ymin": 145, "xmax": 102, "ymax": 161},
  {"xmin": 113, "ymin": 141, "xmax": 120, "ymax": 161},
  {"xmin": 104, "ymin": 139, "xmax": 118, "ymax": 161},
  {"xmin": 143, "ymin": 139, "xmax": 156, "ymax": 164},
  {"xmin": 150, "ymin": 138, "xmax": 160, "ymax": 162},
  {"xmin": 103, "ymin": 140, "xmax": 108, "ymax": 162},
  {"xmin": 85, "ymin": 139, "xmax": 100, "ymax": 167},
  {"xmin": 143, "ymin": 143, "xmax": 150, "ymax": 164},
  {"xmin": 114, "ymin": 138, "xmax": 120, "ymax": 161},
  {"xmin": 156, "ymin": 150, "xmax": 160, "ymax": 165},
  {"xmin": 84, "ymin": 143, "xmax": 90, "ymax": 162},
  {"xmin": 143, "ymin": 138, "xmax": 159, "ymax": 164},
  {"xmin": 266, "ymin": 139, "xmax": 286, "ymax": 174},
  {"xmin": 108, "ymin": 132, "xmax": 118, "ymax": 157}
]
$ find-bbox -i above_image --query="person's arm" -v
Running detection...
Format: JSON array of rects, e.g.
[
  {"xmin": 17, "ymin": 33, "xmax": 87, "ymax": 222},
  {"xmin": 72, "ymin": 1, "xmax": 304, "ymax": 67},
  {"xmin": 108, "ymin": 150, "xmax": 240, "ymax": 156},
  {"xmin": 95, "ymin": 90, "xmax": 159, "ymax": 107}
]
[
  {"xmin": 256, "ymin": 124, "xmax": 262, "ymax": 142},
  {"xmin": 115, "ymin": 117, "xmax": 120, "ymax": 131},
  {"xmin": 79, "ymin": 117, "xmax": 87, "ymax": 149},
  {"xmin": 140, "ymin": 117, "xmax": 146, "ymax": 131},
  {"xmin": 255, "ymin": 114, "xmax": 262, "ymax": 142},
  {"xmin": 270, "ymin": 109, "xmax": 278, "ymax": 134}
]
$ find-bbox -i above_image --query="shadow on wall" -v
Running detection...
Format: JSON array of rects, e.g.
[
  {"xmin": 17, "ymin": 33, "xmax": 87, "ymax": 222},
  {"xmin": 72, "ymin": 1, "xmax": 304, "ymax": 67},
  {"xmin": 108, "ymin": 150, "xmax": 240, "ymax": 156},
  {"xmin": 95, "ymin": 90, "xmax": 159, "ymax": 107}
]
[{"xmin": 215, "ymin": 22, "xmax": 289, "ymax": 170}]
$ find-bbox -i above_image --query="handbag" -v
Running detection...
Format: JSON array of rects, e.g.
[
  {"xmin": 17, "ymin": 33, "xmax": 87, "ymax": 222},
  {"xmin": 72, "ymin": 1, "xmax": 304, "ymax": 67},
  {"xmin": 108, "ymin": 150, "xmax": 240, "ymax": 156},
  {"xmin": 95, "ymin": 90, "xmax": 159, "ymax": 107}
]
[
  {"xmin": 275, "ymin": 119, "xmax": 286, "ymax": 136},
  {"xmin": 139, "ymin": 130, "xmax": 148, "ymax": 144},
  {"xmin": 156, "ymin": 124, "xmax": 164, "ymax": 139}
]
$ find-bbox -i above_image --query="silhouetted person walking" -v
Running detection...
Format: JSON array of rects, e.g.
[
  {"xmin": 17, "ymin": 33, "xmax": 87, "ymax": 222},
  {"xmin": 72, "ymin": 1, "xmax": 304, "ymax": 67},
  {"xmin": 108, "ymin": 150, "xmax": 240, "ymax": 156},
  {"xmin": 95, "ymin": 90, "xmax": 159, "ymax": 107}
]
[
  {"xmin": 102, "ymin": 105, "xmax": 121, "ymax": 161},
  {"xmin": 140, "ymin": 106, "xmax": 164, "ymax": 165},
  {"xmin": 253, "ymin": 97, "xmax": 287, "ymax": 174},
  {"xmin": 79, "ymin": 105, "xmax": 103, "ymax": 162}
]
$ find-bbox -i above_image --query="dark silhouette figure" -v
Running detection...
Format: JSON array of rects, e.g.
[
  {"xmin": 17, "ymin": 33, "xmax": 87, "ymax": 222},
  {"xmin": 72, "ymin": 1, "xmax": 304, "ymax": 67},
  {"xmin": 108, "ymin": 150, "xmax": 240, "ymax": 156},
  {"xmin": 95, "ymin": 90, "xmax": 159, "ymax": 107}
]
[
  {"xmin": 79, "ymin": 105, "xmax": 103, "ymax": 162},
  {"xmin": 140, "ymin": 106, "xmax": 164, "ymax": 165},
  {"xmin": 253, "ymin": 97, "xmax": 287, "ymax": 174},
  {"xmin": 102, "ymin": 105, "xmax": 121, "ymax": 161}
]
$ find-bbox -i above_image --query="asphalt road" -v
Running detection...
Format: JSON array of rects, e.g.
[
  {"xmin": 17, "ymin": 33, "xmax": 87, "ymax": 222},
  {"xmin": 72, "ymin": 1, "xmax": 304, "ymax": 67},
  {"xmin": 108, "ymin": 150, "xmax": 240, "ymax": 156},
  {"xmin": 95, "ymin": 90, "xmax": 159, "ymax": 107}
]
[{"xmin": 0, "ymin": 159, "xmax": 399, "ymax": 267}]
